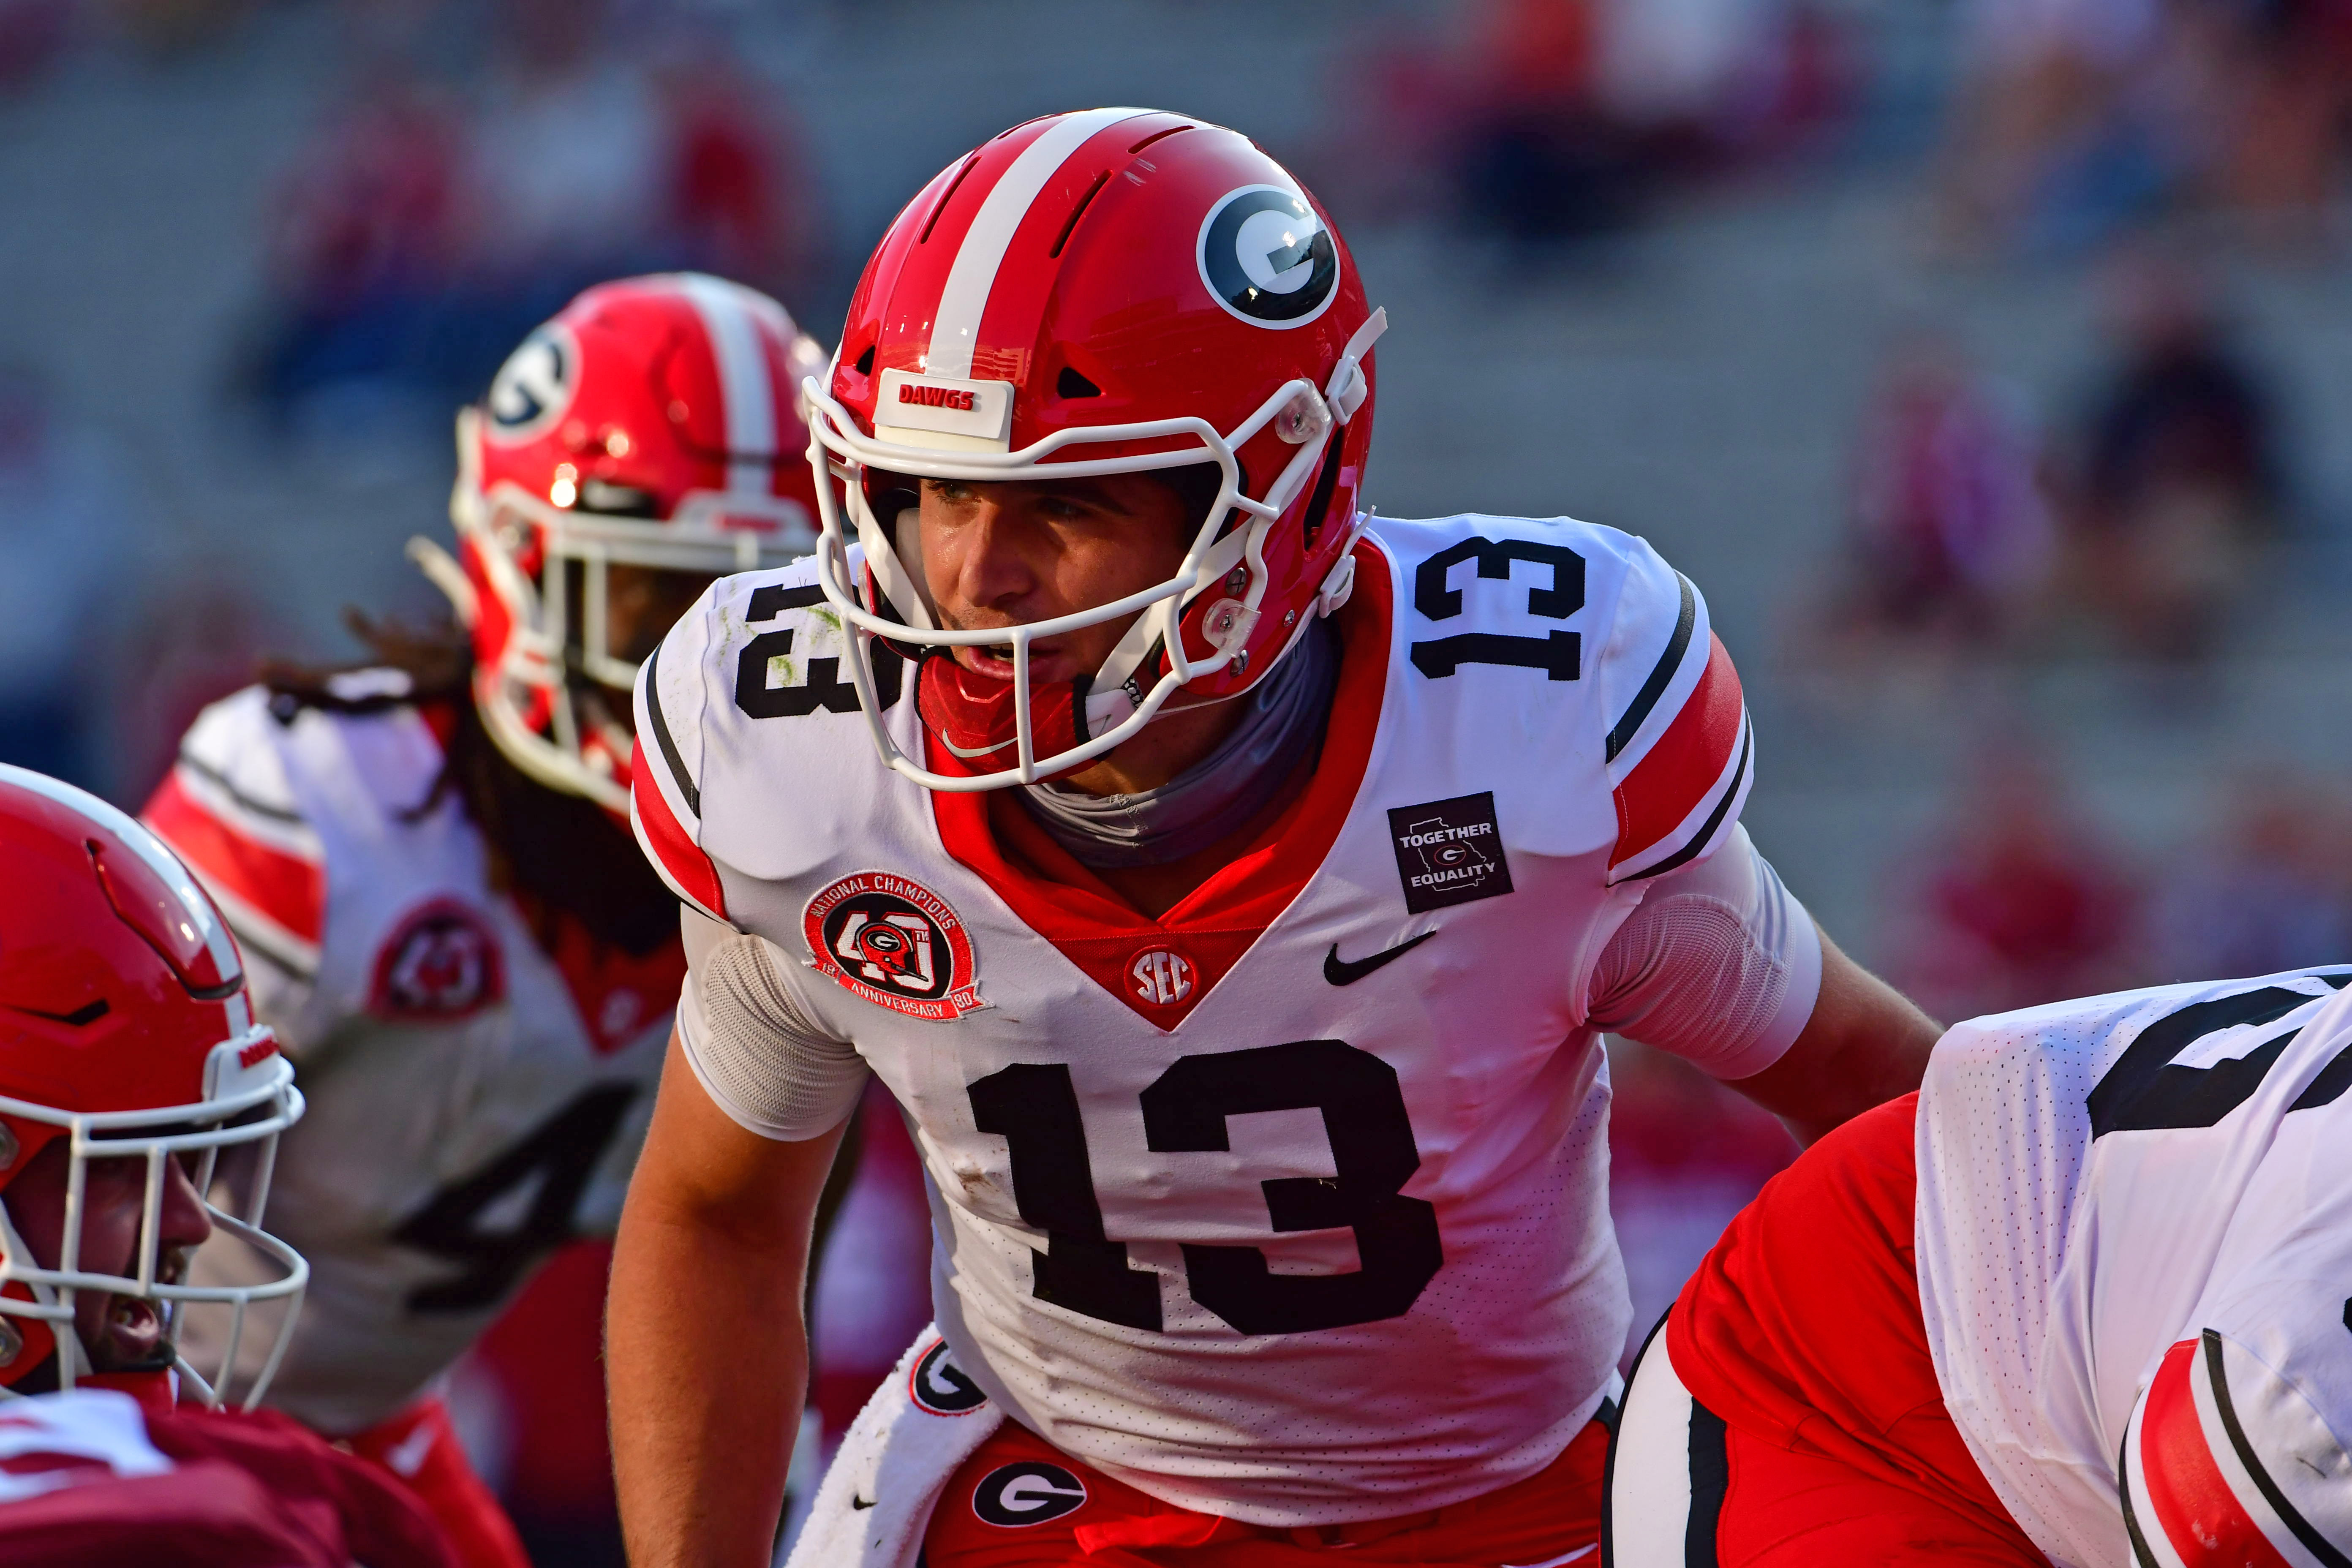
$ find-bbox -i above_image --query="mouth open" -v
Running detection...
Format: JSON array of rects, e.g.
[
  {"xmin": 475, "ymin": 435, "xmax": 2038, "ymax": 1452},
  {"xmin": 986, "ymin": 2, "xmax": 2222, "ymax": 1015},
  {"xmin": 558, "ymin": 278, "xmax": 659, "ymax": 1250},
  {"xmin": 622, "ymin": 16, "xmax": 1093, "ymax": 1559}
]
[
  {"xmin": 955, "ymin": 639, "xmax": 1076, "ymax": 685},
  {"xmin": 95, "ymin": 1294, "xmax": 166, "ymax": 1371}
]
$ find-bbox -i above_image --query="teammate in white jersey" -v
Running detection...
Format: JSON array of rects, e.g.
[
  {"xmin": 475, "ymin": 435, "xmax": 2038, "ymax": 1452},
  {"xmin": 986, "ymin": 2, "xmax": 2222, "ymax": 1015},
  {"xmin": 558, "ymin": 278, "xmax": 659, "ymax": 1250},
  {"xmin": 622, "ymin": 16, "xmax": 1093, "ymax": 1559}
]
[
  {"xmin": 607, "ymin": 110, "xmax": 1939, "ymax": 1568},
  {"xmin": 140, "ymin": 274, "xmax": 825, "ymax": 1565},
  {"xmin": 1607, "ymin": 969, "xmax": 2352, "ymax": 1568}
]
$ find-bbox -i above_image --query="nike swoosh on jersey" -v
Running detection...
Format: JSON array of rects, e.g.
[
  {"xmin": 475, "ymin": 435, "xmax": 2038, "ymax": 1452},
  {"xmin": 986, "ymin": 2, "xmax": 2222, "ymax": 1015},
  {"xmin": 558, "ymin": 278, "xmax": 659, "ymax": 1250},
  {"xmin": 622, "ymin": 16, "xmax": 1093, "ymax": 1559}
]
[
  {"xmin": 1324, "ymin": 929, "xmax": 1437, "ymax": 986},
  {"xmin": 852, "ymin": 1495, "xmax": 876, "ymax": 1510}
]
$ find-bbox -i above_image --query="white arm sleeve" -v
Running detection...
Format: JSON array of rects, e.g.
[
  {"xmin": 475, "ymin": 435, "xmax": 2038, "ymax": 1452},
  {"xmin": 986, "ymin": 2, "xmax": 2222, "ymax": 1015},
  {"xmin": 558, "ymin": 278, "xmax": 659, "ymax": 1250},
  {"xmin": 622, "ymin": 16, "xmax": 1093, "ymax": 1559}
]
[
  {"xmin": 676, "ymin": 906, "xmax": 870, "ymax": 1141},
  {"xmin": 1585, "ymin": 823, "xmax": 1822, "ymax": 1081}
]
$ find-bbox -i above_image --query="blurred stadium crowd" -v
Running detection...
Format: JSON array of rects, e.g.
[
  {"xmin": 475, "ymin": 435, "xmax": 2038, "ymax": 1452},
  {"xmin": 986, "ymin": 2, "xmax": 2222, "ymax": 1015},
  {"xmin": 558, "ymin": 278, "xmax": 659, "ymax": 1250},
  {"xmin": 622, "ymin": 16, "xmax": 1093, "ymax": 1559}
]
[{"xmin": 7, "ymin": 0, "xmax": 2352, "ymax": 1561}]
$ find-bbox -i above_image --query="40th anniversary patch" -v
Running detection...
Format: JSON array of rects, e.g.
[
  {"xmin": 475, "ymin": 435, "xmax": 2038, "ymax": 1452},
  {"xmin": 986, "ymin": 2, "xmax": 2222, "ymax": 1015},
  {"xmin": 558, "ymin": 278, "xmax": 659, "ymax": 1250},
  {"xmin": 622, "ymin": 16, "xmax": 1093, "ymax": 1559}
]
[{"xmin": 803, "ymin": 872, "xmax": 989, "ymax": 1020}]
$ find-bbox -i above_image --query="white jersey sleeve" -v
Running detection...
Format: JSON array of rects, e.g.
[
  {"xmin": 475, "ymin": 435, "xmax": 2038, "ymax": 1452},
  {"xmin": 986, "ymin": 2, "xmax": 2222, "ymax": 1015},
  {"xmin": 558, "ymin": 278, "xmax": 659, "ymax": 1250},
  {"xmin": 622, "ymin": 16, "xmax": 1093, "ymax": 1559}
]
[
  {"xmin": 1916, "ymin": 969, "xmax": 2352, "ymax": 1568},
  {"xmin": 1584, "ymin": 823, "xmax": 1820, "ymax": 1080},
  {"xmin": 1588, "ymin": 534, "xmax": 1752, "ymax": 885},
  {"xmin": 142, "ymin": 686, "xmax": 335, "ymax": 1054}
]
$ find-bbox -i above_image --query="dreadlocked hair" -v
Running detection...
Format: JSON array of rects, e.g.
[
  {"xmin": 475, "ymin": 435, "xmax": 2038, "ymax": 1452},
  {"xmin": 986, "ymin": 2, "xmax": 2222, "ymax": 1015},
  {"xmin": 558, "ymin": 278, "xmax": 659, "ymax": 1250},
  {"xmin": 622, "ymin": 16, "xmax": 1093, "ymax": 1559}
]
[{"xmin": 260, "ymin": 608, "xmax": 680, "ymax": 956}]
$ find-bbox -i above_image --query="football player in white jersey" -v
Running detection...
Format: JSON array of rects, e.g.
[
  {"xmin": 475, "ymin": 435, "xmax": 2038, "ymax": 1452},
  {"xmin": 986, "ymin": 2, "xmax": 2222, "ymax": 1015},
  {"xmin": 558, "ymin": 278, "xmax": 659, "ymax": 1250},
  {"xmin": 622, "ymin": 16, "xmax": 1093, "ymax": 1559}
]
[
  {"xmin": 1606, "ymin": 969, "xmax": 2352, "ymax": 1568},
  {"xmin": 608, "ymin": 110, "xmax": 1939, "ymax": 1568},
  {"xmin": 139, "ymin": 274, "xmax": 825, "ymax": 1565}
]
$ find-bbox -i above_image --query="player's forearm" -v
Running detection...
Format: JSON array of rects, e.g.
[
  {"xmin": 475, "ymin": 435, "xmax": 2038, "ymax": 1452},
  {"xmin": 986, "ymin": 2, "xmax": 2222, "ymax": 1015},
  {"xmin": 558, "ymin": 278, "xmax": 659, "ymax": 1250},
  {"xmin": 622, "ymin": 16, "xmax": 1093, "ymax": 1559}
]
[
  {"xmin": 1728, "ymin": 926, "xmax": 1940, "ymax": 1145},
  {"xmin": 608, "ymin": 1190, "xmax": 807, "ymax": 1568}
]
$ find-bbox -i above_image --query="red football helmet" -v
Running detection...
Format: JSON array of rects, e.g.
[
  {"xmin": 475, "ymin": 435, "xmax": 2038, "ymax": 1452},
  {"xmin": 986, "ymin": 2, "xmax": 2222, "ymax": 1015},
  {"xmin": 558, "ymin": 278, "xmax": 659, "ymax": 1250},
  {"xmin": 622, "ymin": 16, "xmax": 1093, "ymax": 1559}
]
[
  {"xmin": 806, "ymin": 109, "xmax": 1386, "ymax": 790},
  {"xmin": 421, "ymin": 272, "xmax": 828, "ymax": 811},
  {"xmin": 0, "ymin": 764, "xmax": 305, "ymax": 1409}
]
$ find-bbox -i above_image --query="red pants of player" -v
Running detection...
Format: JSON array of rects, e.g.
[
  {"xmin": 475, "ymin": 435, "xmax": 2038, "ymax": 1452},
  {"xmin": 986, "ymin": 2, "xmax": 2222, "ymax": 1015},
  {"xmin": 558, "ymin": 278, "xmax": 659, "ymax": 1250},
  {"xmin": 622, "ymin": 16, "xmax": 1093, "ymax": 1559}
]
[
  {"xmin": 346, "ymin": 1396, "xmax": 532, "ymax": 1568},
  {"xmin": 1603, "ymin": 1093, "xmax": 2050, "ymax": 1567},
  {"xmin": 925, "ymin": 1415, "xmax": 1612, "ymax": 1567}
]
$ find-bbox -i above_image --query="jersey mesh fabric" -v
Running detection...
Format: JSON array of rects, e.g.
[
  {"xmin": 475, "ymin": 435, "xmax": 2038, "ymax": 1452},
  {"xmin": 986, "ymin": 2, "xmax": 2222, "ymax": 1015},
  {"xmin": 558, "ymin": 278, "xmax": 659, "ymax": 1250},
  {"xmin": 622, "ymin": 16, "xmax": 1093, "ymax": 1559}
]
[
  {"xmin": 151, "ymin": 683, "xmax": 675, "ymax": 1435},
  {"xmin": 677, "ymin": 912, "xmax": 868, "ymax": 1141},
  {"xmin": 1913, "ymin": 972, "xmax": 2352, "ymax": 1566},
  {"xmin": 1583, "ymin": 823, "xmax": 1819, "ymax": 1080}
]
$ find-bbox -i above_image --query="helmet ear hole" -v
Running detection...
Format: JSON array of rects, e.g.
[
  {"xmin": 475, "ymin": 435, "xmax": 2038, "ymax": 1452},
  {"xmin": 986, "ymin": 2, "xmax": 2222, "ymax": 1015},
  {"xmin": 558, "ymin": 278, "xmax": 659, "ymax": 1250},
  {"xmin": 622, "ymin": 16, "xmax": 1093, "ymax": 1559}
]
[
  {"xmin": 1056, "ymin": 365, "xmax": 1102, "ymax": 399},
  {"xmin": 1153, "ymin": 462, "xmax": 1240, "ymax": 541},
  {"xmin": 1300, "ymin": 438, "xmax": 1346, "ymax": 550}
]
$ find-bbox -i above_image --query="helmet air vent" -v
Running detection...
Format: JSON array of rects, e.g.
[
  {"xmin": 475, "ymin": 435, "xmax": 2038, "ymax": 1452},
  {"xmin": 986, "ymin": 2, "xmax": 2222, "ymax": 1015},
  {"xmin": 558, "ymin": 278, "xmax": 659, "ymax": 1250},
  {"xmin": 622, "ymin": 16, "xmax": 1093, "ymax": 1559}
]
[
  {"xmin": 919, "ymin": 153, "xmax": 982, "ymax": 244},
  {"xmin": 1128, "ymin": 124, "xmax": 1192, "ymax": 154},
  {"xmin": 87, "ymin": 841, "xmax": 239, "ymax": 996},
  {"xmin": 1049, "ymin": 170, "xmax": 1112, "ymax": 259}
]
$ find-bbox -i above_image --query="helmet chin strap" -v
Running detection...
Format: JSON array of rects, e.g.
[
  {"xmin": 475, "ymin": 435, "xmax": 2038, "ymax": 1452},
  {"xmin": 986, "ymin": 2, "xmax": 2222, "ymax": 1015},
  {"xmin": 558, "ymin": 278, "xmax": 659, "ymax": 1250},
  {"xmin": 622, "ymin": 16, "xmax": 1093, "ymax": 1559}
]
[
  {"xmin": 1088, "ymin": 308, "xmax": 1387, "ymax": 708},
  {"xmin": 0, "ymin": 1204, "xmax": 92, "ymax": 1397}
]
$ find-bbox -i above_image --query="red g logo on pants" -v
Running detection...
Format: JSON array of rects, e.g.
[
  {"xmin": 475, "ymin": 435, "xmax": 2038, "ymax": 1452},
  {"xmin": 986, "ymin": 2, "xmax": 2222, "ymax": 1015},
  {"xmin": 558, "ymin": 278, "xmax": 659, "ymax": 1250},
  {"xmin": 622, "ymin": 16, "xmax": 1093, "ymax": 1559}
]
[{"xmin": 972, "ymin": 1462, "xmax": 1088, "ymax": 1528}]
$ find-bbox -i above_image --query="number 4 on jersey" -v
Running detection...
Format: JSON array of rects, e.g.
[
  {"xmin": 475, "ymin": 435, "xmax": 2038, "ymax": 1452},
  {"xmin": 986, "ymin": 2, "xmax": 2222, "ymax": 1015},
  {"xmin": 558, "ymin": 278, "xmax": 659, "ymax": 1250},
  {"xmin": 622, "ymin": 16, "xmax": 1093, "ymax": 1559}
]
[{"xmin": 391, "ymin": 1084, "xmax": 638, "ymax": 1314}]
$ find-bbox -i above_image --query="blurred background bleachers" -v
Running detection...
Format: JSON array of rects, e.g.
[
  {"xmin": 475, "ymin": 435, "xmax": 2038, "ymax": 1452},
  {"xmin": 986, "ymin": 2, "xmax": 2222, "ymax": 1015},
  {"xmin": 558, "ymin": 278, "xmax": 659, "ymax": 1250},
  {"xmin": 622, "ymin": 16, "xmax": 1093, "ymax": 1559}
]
[{"xmin": 12, "ymin": 0, "xmax": 2352, "ymax": 1558}]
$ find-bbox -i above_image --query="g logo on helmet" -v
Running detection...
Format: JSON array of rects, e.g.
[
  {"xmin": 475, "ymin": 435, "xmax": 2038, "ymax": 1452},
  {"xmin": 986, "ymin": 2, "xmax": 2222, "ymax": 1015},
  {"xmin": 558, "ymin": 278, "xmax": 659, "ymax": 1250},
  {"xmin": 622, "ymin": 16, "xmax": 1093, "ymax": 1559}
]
[
  {"xmin": 484, "ymin": 324, "xmax": 580, "ymax": 443},
  {"xmin": 1197, "ymin": 185, "xmax": 1338, "ymax": 329}
]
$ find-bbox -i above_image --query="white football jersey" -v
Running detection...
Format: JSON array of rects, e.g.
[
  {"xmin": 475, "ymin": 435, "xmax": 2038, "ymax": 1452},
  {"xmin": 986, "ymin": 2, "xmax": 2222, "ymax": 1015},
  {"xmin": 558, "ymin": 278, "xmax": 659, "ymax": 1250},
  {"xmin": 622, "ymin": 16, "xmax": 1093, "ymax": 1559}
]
[
  {"xmin": 142, "ymin": 683, "xmax": 675, "ymax": 1434},
  {"xmin": 1916, "ymin": 971, "xmax": 2352, "ymax": 1568},
  {"xmin": 634, "ymin": 512, "xmax": 1753, "ymax": 1525}
]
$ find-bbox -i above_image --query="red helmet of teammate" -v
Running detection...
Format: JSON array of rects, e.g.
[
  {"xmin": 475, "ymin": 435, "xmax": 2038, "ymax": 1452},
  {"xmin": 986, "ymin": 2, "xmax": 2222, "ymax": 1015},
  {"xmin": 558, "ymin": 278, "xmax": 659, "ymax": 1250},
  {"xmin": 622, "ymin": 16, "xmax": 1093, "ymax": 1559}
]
[
  {"xmin": 426, "ymin": 272, "xmax": 828, "ymax": 812},
  {"xmin": 0, "ymin": 764, "xmax": 306, "ymax": 1408},
  {"xmin": 805, "ymin": 108, "xmax": 1386, "ymax": 790}
]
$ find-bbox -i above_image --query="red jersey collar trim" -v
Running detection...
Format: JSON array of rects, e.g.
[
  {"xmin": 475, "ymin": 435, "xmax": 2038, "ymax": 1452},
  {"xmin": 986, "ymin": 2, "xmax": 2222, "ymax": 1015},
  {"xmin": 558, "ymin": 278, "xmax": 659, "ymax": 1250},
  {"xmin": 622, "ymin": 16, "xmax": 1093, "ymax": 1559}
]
[{"xmin": 926, "ymin": 539, "xmax": 1395, "ymax": 1022}]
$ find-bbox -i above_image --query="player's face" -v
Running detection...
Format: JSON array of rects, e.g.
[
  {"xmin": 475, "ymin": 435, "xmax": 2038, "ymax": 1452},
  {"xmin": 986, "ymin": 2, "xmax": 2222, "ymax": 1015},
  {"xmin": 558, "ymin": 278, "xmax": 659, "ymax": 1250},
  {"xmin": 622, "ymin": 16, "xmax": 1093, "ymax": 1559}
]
[
  {"xmin": 3, "ymin": 1137, "xmax": 212, "ymax": 1372},
  {"xmin": 605, "ymin": 564, "xmax": 714, "ymax": 672},
  {"xmin": 574, "ymin": 562, "xmax": 716, "ymax": 737},
  {"xmin": 917, "ymin": 475, "xmax": 1192, "ymax": 687}
]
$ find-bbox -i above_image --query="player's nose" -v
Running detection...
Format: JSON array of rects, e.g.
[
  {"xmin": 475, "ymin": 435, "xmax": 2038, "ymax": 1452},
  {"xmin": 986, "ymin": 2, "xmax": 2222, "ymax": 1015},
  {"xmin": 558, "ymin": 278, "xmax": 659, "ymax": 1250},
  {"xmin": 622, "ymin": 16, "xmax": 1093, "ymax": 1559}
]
[
  {"xmin": 950, "ymin": 500, "xmax": 1044, "ymax": 618},
  {"xmin": 158, "ymin": 1157, "xmax": 213, "ymax": 1252}
]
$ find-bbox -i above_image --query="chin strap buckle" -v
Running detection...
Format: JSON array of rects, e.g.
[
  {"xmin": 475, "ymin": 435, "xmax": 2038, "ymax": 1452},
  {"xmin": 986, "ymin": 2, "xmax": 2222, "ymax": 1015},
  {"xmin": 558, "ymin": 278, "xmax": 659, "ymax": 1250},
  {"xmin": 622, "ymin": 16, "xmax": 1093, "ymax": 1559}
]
[
  {"xmin": 1315, "ymin": 512, "xmax": 1375, "ymax": 619},
  {"xmin": 1325, "ymin": 308, "xmax": 1388, "ymax": 426}
]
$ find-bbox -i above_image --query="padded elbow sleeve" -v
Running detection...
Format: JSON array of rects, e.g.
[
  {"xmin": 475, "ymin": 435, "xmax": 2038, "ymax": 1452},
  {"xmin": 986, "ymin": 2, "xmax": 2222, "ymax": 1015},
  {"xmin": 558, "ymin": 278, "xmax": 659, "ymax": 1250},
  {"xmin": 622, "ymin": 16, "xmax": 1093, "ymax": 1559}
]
[
  {"xmin": 677, "ymin": 907, "xmax": 869, "ymax": 1141},
  {"xmin": 1585, "ymin": 824, "xmax": 1822, "ymax": 1080}
]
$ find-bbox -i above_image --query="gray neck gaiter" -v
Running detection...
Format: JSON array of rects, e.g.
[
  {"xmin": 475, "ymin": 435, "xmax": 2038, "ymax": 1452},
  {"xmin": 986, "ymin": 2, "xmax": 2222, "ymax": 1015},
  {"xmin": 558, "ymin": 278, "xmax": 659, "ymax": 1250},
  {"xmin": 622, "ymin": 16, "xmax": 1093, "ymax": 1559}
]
[{"xmin": 1016, "ymin": 619, "xmax": 1341, "ymax": 869}]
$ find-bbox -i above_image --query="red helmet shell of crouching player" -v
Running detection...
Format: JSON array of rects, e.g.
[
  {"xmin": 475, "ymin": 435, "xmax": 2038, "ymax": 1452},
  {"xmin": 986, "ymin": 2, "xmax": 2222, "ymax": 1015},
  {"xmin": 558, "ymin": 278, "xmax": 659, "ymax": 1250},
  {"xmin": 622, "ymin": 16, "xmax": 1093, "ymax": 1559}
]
[
  {"xmin": 802, "ymin": 108, "xmax": 1386, "ymax": 790},
  {"xmin": 0, "ymin": 763, "xmax": 303, "ymax": 1410},
  {"xmin": 0, "ymin": 764, "xmax": 453, "ymax": 1567}
]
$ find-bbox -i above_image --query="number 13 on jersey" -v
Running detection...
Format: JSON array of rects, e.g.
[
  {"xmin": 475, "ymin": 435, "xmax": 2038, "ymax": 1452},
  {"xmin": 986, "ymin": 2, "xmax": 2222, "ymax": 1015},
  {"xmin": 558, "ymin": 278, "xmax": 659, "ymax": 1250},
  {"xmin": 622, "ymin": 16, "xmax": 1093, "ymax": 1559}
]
[{"xmin": 969, "ymin": 1040, "xmax": 1442, "ymax": 1337}]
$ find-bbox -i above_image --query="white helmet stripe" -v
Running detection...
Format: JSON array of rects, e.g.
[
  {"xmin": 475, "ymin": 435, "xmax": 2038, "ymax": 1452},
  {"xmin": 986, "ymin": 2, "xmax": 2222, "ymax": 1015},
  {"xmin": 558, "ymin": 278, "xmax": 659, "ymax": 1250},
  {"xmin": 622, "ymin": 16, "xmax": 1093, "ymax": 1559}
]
[
  {"xmin": 926, "ymin": 108, "xmax": 1151, "ymax": 381},
  {"xmin": 678, "ymin": 273, "xmax": 778, "ymax": 495}
]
